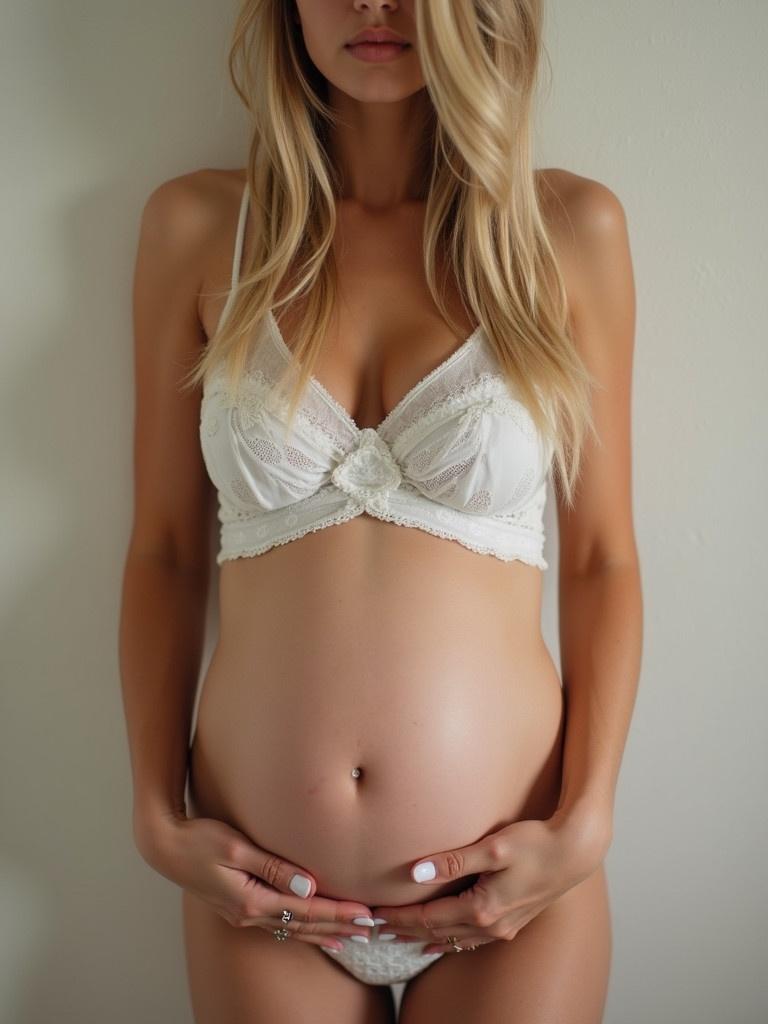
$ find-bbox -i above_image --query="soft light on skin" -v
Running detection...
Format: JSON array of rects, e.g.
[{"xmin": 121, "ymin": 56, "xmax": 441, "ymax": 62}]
[{"xmin": 293, "ymin": 0, "xmax": 424, "ymax": 103}]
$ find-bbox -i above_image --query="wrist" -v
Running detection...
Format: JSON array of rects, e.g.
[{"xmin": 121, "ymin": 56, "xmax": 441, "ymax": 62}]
[
  {"xmin": 132, "ymin": 800, "xmax": 187, "ymax": 861},
  {"xmin": 549, "ymin": 799, "xmax": 614, "ymax": 859}
]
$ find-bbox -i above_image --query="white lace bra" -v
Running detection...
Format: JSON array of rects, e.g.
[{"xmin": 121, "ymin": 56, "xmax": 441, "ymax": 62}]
[{"xmin": 200, "ymin": 183, "xmax": 555, "ymax": 569}]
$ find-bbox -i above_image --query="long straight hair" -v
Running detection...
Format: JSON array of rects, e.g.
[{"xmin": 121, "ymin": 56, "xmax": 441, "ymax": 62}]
[{"xmin": 183, "ymin": 0, "xmax": 597, "ymax": 508}]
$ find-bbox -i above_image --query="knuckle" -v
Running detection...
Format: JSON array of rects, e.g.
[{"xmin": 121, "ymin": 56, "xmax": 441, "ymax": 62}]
[
  {"xmin": 244, "ymin": 898, "xmax": 265, "ymax": 923},
  {"xmin": 486, "ymin": 920, "xmax": 509, "ymax": 940},
  {"xmin": 300, "ymin": 900, "xmax": 317, "ymax": 925},
  {"xmin": 417, "ymin": 906, "xmax": 434, "ymax": 931},
  {"xmin": 260, "ymin": 854, "xmax": 282, "ymax": 888},
  {"xmin": 291, "ymin": 915, "xmax": 311, "ymax": 934},
  {"xmin": 241, "ymin": 887, "xmax": 264, "ymax": 913},
  {"xmin": 223, "ymin": 899, "xmax": 248, "ymax": 927},
  {"xmin": 472, "ymin": 905, "xmax": 495, "ymax": 929},
  {"xmin": 222, "ymin": 836, "xmax": 243, "ymax": 862},
  {"xmin": 443, "ymin": 851, "xmax": 465, "ymax": 879},
  {"xmin": 486, "ymin": 836, "xmax": 508, "ymax": 866}
]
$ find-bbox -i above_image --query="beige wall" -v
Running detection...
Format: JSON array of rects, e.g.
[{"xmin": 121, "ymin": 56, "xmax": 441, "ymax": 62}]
[{"xmin": 1, "ymin": 1, "xmax": 766, "ymax": 1021}]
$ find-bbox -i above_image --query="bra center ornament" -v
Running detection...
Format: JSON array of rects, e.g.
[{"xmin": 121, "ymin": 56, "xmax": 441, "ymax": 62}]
[{"xmin": 331, "ymin": 428, "xmax": 402, "ymax": 514}]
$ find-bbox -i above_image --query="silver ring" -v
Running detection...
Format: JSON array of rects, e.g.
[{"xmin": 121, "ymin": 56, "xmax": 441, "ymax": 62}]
[
  {"xmin": 281, "ymin": 909, "xmax": 293, "ymax": 923},
  {"xmin": 273, "ymin": 927, "xmax": 291, "ymax": 942}
]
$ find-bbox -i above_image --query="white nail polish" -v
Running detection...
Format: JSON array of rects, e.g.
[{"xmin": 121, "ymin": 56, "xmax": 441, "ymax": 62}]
[
  {"xmin": 412, "ymin": 861, "xmax": 436, "ymax": 882},
  {"xmin": 289, "ymin": 874, "xmax": 311, "ymax": 898},
  {"xmin": 353, "ymin": 916, "xmax": 375, "ymax": 927},
  {"xmin": 349, "ymin": 934, "xmax": 369, "ymax": 943},
  {"xmin": 373, "ymin": 917, "xmax": 387, "ymax": 925},
  {"xmin": 377, "ymin": 933, "xmax": 396, "ymax": 941}
]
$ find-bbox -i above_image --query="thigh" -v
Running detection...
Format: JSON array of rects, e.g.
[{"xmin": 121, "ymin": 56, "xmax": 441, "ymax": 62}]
[
  {"xmin": 398, "ymin": 862, "xmax": 612, "ymax": 1024},
  {"xmin": 181, "ymin": 889, "xmax": 396, "ymax": 1024}
]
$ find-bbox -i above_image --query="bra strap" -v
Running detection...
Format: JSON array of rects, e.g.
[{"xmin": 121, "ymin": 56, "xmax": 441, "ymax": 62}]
[
  {"xmin": 230, "ymin": 181, "xmax": 250, "ymax": 288},
  {"xmin": 216, "ymin": 181, "xmax": 250, "ymax": 334}
]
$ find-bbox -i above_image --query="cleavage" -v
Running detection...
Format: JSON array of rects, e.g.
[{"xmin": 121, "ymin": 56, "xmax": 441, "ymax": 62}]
[{"xmin": 274, "ymin": 303, "xmax": 476, "ymax": 432}]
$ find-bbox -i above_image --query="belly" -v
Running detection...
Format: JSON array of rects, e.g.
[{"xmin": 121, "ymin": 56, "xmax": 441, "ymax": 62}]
[{"xmin": 188, "ymin": 517, "xmax": 565, "ymax": 907}]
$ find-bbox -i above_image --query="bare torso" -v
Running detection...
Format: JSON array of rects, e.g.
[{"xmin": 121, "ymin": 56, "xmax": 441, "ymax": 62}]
[{"xmin": 187, "ymin": 169, "xmax": 566, "ymax": 908}]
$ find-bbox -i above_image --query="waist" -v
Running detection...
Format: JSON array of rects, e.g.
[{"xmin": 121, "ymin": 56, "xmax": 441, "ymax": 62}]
[{"xmin": 217, "ymin": 514, "xmax": 545, "ymax": 647}]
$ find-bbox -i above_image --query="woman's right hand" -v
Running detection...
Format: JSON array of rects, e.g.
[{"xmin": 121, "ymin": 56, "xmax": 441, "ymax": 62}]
[{"xmin": 134, "ymin": 810, "xmax": 377, "ymax": 950}]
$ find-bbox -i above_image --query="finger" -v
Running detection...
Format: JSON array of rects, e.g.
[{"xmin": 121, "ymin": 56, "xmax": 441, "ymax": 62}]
[
  {"xmin": 408, "ymin": 833, "xmax": 508, "ymax": 887},
  {"xmin": 253, "ymin": 885, "xmax": 376, "ymax": 930},
  {"xmin": 422, "ymin": 936, "xmax": 496, "ymax": 955},
  {"xmin": 426, "ymin": 923, "xmax": 491, "ymax": 942},
  {"xmin": 372, "ymin": 888, "xmax": 480, "ymax": 932},
  {"xmin": 388, "ymin": 923, "xmax": 479, "ymax": 944},
  {"xmin": 256, "ymin": 923, "xmax": 346, "ymax": 952},
  {"xmin": 225, "ymin": 837, "xmax": 377, "ymax": 924},
  {"xmin": 257, "ymin": 914, "xmax": 374, "ymax": 942},
  {"xmin": 223, "ymin": 839, "xmax": 321, "ymax": 901}
]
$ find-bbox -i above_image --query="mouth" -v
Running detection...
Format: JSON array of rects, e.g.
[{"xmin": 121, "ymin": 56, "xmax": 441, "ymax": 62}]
[{"xmin": 344, "ymin": 41, "xmax": 412, "ymax": 62}]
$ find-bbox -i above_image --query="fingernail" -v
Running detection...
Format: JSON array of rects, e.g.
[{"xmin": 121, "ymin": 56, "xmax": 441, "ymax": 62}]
[
  {"xmin": 412, "ymin": 861, "xmax": 436, "ymax": 882},
  {"xmin": 373, "ymin": 917, "xmax": 388, "ymax": 925},
  {"xmin": 289, "ymin": 874, "xmax": 311, "ymax": 898},
  {"xmin": 322, "ymin": 944, "xmax": 341, "ymax": 953},
  {"xmin": 349, "ymin": 934, "xmax": 369, "ymax": 943},
  {"xmin": 352, "ymin": 916, "xmax": 375, "ymax": 927},
  {"xmin": 377, "ymin": 932, "xmax": 396, "ymax": 941}
]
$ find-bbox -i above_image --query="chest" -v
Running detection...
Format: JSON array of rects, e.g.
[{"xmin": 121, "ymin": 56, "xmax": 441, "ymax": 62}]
[{"xmin": 273, "ymin": 204, "xmax": 478, "ymax": 432}]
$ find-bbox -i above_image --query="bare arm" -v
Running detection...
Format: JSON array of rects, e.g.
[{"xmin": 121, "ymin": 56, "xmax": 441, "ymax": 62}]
[
  {"xmin": 118, "ymin": 173, "xmax": 218, "ymax": 852},
  {"xmin": 117, "ymin": 174, "xmax": 381, "ymax": 940},
  {"xmin": 552, "ymin": 177, "xmax": 644, "ymax": 844}
]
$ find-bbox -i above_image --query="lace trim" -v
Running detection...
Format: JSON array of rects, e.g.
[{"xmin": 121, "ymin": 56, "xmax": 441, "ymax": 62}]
[
  {"xmin": 267, "ymin": 307, "xmax": 485, "ymax": 438},
  {"xmin": 374, "ymin": 325, "xmax": 484, "ymax": 435},
  {"xmin": 219, "ymin": 510, "xmax": 548, "ymax": 569},
  {"xmin": 266, "ymin": 310, "xmax": 364, "ymax": 434},
  {"xmin": 217, "ymin": 502, "xmax": 362, "ymax": 564},
  {"xmin": 387, "ymin": 372, "xmax": 538, "ymax": 454},
  {"xmin": 362, "ymin": 507, "xmax": 547, "ymax": 568},
  {"xmin": 218, "ymin": 482, "xmax": 549, "ymax": 569}
]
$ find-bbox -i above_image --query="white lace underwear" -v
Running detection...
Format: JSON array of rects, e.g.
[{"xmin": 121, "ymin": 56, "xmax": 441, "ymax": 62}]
[{"xmin": 321, "ymin": 932, "xmax": 445, "ymax": 986}]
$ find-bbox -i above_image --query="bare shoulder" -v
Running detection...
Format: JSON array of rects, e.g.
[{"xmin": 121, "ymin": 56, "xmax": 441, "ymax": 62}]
[
  {"xmin": 139, "ymin": 167, "xmax": 240, "ymax": 262},
  {"xmin": 138, "ymin": 167, "xmax": 247, "ymax": 330},
  {"xmin": 535, "ymin": 167, "xmax": 632, "ymax": 321},
  {"xmin": 128, "ymin": 167, "xmax": 244, "ymax": 569},
  {"xmin": 535, "ymin": 166, "xmax": 627, "ymax": 239},
  {"xmin": 536, "ymin": 170, "xmax": 638, "ymax": 570}
]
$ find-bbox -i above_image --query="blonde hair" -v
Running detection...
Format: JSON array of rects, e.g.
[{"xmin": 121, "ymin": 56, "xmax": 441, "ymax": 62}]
[{"xmin": 183, "ymin": 0, "xmax": 597, "ymax": 508}]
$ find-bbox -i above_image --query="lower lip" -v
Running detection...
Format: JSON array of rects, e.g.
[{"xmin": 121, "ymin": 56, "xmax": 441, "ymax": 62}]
[{"xmin": 345, "ymin": 42, "xmax": 411, "ymax": 63}]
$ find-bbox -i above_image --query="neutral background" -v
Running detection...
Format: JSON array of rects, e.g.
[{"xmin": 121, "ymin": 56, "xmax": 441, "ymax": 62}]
[{"xmin": 1, "ymin": 1, "xmax": 766, "ymax": 1021}]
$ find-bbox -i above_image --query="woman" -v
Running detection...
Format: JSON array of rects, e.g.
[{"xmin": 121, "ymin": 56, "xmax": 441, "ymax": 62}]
[{"xmin": 119, "ymin": 1, "xmax": 643, "ymax": 1021}]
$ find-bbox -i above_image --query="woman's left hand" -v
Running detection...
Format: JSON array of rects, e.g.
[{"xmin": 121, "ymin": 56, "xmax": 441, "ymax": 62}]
[{"xmin": 370, "ymin": 810, "xmax": 612, "ymax": 954}]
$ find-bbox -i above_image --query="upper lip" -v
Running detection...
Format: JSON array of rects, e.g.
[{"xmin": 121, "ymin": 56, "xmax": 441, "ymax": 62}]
[{"xmin": 346, "ymin": 27, "xmax": 410, "ymax": 47}]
